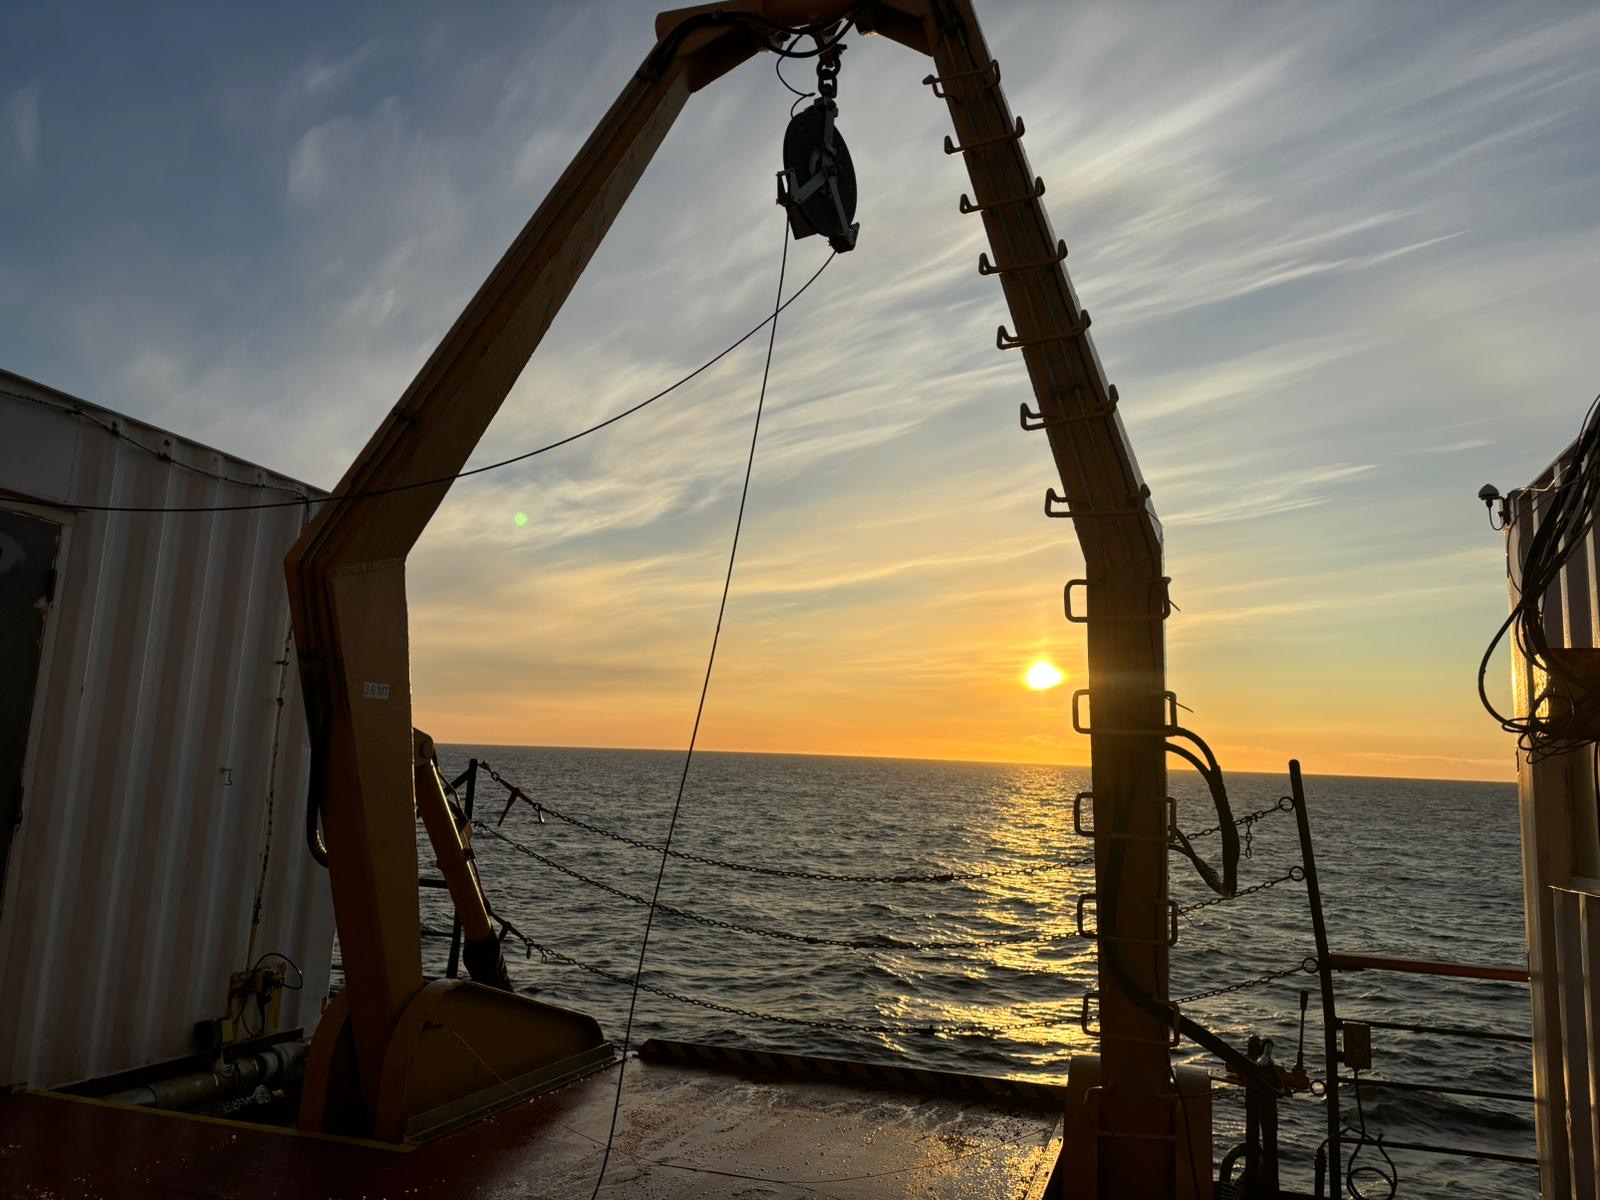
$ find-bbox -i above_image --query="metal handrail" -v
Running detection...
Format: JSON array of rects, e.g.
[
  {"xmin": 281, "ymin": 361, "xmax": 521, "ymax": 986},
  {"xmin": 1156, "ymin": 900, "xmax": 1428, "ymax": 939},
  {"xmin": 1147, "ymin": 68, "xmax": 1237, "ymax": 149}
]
[
  {"xmin": 1289, "ymin": 762, "xmax": 1342, "ymax": 1200},
  {"xmin": 1339, "ymin": 1016, "xmax": 1531, "ymax": 1045},
  {"xmin": 1343, "ymin": 1075, "xmax": 1534, "ymax": 1104},
  {"xmin": 1328, "ymin": 952, "xmax": 1529, "ymax": 983},
  {"xmin": 1377, "ymin": 1138, "xmax": 1538, "ymax": 1167}
]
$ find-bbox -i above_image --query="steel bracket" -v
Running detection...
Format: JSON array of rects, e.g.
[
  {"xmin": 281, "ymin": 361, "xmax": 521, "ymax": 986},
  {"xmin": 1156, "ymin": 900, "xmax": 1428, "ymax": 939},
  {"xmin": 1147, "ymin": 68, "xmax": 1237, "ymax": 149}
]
[
  {"xmin": 1080, "ymin": 991, "xmax": 1182, "ymax": 1047},
  {"xmin": 944, "ymin": 114, "xmax": 1024, "ymax": 154},
  {"xmin": 982, "ymin": 239, "xmax": 1068, "ymax": 278},
  {"xmin": 1063, "ymin": 575, "xmax": 1170, "ymax": 623},
  {"xmin": 1077, "ymin": 893, "xmax": 1180, "ymax": 946},
  {"xmin": 1071, "ymin": 687, "xmax": 1180, "ymax": 736},
  {"xmin": 921, "ymin": 59, "xmax": 1000, "ymax": 98},
  {"xmin": 1073, "ymin": 791, "xmax": 1178, "ymax": 844},
  {"xmin": 959, "ymin": 177, "xmax": 1045, "ymax": 214}
]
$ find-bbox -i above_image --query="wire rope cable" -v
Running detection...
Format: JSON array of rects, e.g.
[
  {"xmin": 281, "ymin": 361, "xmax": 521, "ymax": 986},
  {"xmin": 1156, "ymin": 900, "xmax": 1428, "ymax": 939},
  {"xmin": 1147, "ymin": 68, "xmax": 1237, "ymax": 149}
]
[
  {"xmin": 33, "ymin": 254, "xmax": 834, "ymax": 515},
  {"xmin": 589, "ymin": 219, "xmax": 792, "ymax": 1199},
  {"xmin": 1479, "ymin": 391, "xmax": 1600, "ymax": 759}
]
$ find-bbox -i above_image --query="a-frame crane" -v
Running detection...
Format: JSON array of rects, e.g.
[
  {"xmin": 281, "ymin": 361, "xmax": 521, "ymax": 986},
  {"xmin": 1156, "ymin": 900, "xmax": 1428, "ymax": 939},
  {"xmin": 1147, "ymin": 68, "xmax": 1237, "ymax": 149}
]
[{"xmin": 285, "ymin": 2, "xmax": 1222, "ymax": 1193}]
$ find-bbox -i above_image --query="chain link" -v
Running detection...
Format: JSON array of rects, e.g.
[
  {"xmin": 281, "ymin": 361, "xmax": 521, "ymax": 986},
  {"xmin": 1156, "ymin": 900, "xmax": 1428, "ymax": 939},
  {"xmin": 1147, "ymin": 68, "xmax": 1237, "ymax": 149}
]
[
  {"xmin": 1184, "ymin": 794, "xmax": 1294, "ymax": 842},
  {"xmin": 1175, "ymin": 956, "xmax": 1319, "ymax": 1004},
  {"xmin": 1178, "ymin": 866, "xmax": 1305, "ymax": 916},
  {"xmin": 522, "ymin": 936, "xmax": 1076, "ymax": 1039},
  {"xmin": 480, "ymin": 823, "xmax": 1082, "ymax": 952},
  {"xmin": 479, "ymin": 762, "xmax": 1092, "ymax": 884}
]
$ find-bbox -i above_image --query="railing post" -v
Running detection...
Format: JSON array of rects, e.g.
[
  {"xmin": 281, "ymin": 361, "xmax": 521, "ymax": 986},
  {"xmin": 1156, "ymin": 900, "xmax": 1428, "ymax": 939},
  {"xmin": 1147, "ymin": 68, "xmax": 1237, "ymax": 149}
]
[{"xmin": 1289, "ymin": 760, "xmax": 1340, "ymax": 1199}]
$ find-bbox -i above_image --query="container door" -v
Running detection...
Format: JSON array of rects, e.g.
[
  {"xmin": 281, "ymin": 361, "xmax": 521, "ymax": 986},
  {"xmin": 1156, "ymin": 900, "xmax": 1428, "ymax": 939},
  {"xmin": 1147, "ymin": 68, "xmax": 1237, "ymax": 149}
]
[{"xmin": 0, "ymin": 508, "xmax": 59, "ymax": 907}]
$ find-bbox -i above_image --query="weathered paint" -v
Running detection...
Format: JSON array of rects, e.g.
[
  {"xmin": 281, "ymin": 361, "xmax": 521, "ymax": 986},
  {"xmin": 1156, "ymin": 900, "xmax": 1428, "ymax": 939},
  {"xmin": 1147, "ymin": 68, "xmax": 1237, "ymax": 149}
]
[{"xmin": 0, "ymin": 370, "xmax": 333, "ymax": 1087}]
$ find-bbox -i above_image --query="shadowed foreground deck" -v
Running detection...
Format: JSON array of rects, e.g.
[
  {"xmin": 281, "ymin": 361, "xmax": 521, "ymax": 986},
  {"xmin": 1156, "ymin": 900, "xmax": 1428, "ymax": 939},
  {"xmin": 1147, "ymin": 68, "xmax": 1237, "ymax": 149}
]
[{"xmin": 0, "ymin": 1041, "xmax": 1065, "ymax": 1199}]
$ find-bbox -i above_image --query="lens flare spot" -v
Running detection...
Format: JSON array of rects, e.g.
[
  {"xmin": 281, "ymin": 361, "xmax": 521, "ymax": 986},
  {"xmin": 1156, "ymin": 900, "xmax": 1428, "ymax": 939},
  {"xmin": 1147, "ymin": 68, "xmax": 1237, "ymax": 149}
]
[
  {"xmin": 513, "ymin": 512, "xmax": 528, "ymax": 527},
  {"xmin": 1024, "ymin": 660, "xmax": 1065, "ymax": 691}
]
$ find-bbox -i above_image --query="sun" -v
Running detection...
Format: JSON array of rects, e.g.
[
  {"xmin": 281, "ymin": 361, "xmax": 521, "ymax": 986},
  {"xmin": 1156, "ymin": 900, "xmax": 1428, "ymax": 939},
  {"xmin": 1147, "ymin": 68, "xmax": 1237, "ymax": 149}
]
[{"xmin": 1024, "ymin": 659, "xmax": 1066, "ymax": 691}]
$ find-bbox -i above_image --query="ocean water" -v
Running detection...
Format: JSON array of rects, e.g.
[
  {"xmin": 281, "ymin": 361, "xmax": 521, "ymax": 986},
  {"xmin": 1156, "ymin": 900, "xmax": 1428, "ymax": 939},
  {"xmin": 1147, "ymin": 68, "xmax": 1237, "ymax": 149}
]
[{"xmin": 418, "ymin": 745, "xmax": 1530, "ymax": 1199}]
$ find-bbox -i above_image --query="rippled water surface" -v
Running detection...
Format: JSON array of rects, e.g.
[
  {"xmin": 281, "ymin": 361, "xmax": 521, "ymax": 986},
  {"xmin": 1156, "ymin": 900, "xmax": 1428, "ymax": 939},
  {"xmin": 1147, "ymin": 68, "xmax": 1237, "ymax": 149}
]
[{"xmin": 416, "ymin": 746, "xmax": 1529, "ymax": 1199}]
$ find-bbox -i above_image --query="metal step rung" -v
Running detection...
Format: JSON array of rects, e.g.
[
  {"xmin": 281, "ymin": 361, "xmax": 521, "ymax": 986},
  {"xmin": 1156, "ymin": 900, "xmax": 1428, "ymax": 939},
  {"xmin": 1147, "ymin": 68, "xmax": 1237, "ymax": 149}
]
[
  {"xmin": 1045, "ymin": 484, "xmax": 1150, "ymax": 519},
  {"xmin": 959, "ymin": 177, "xmax": 1045, "ymax": 214},
  {"xmin": 944, "ymin": 115, "xmax": 1025, "ymax": 155},
  {"xmin": 997, "ymin": 313, "xmax": 1090, "ymax": 350},
  {"xmin": 1063, "ymin": 575, "xmax": 1170, "ymax": 623},
  {"xmin": 1021, "ymin": 401, "xmax": 1113, "ymax": 431},
  {"xmin": 921, "ymin": 59, "xmax": 1000, "ymax": 98},
  {"xmin": 980, "ymin": 240, "xmax": 1068, "ymax": 277},
  {"xmin": 1080, "ymin": 991, "xmax": 1183, "ymax": 1047},
  {"xmin": 1077, "ymin": 893, "xmax": 1180, "ymax": 947},
  {"xmin": 1020, "ymin": 384, "xmax": 1117, "ymax": 431},
  {"xmin": 1071, "ymin": 687, "xmax": 1180, "ymax": 737},
  {"xmin": 1073, "ymin": 792, "xmax": 1178, "ymax": 843}
]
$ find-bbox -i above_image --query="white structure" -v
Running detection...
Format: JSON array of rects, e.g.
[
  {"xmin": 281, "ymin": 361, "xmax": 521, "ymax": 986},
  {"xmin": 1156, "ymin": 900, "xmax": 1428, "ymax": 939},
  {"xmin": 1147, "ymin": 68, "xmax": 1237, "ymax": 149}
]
[
  {"xmin": 0, "ymin": 369, "xmax": 333, "ymax": 1087},
  {"xmin": 1506, "ymin": 457, "xmax": 1600, "ymax": 1200}
]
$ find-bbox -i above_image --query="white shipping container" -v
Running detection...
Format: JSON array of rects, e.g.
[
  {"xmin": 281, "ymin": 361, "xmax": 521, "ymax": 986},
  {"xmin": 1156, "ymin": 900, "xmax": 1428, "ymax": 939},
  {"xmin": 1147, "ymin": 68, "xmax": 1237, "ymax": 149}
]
[{"xmin": 0, "ymin": 369, "xmax": 334, "ymax": 1088}]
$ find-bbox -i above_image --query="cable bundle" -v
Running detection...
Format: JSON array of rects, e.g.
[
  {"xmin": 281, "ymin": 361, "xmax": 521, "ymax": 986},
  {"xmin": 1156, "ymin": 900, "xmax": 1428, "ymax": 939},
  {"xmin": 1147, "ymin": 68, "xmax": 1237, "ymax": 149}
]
[{"xmin": 1480, "ymin": 393, "xmax": 1600, "ymax": 760}]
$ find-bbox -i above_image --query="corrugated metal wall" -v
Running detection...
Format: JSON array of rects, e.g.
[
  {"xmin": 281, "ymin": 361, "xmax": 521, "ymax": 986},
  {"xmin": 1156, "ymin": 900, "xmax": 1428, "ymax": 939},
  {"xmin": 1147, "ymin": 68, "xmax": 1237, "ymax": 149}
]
[
  {"xmin": 1506, "ymin": 455, "xmax": 1600, "ymax": 1200},
  {"xmin": 0, "ymin": 371, "xmax": 334, "ymax": 1088}
]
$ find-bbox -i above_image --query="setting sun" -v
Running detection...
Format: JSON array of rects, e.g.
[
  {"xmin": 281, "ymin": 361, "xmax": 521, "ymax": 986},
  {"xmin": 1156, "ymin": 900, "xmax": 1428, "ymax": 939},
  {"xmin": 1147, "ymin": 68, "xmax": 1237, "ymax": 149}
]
[{"xmin": 1023, "ymin": 660, "xmax": 1066, "ymax": 691}]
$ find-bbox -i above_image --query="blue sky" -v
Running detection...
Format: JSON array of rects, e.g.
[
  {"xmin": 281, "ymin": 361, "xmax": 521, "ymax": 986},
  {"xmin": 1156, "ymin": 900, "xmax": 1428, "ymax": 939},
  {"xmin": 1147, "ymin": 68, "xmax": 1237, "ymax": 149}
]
[{"xmin": 5, "ymin": 2, "xmax": 1599, "ymax": 778}]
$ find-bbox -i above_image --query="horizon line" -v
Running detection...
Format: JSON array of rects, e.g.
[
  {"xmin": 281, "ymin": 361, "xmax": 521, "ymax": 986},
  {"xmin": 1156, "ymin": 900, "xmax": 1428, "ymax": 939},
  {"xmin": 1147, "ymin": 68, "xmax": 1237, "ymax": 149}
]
[{"xmin": 433, "ymin": 739, "xmax": 1515, "ymax": 786}]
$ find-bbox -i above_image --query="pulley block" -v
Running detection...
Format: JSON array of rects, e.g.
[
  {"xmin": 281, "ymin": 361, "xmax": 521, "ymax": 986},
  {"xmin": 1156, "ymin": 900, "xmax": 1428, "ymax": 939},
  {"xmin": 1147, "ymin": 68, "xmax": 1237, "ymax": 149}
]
[{"xmin": 777, "ymin": 97, "xmax": 859, "ymax": 253}]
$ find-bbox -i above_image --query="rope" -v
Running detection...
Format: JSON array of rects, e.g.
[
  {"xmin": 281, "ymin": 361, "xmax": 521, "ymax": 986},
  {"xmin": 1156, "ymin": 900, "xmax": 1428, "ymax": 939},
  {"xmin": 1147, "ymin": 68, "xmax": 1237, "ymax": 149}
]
[{"xmin": 480, "ymin": 762, "xmax": 1092, "ymax": 884}]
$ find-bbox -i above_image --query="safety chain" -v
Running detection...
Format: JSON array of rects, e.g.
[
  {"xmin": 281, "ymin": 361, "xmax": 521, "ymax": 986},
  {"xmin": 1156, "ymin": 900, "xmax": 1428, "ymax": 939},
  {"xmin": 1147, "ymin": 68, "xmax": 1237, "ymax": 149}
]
[
  {"xmin": 524, "ymin": 936, "xmax": 1077, "ymax": 1039},
  {"xmin": 1177, "ymin": 866, "xmax": 1305, "ymax": 916},
  {"xmin": 479, "ymin": 762, "xmax": 1092, "ymax": 884},
  {"xmin": 1184, "ymin": 795, "xmax": 1294, "ymax": 852},
  {"xmin": 1175, "ymin": 956, "xmax": 1319, "ymax": 1004},
  {"xmin": 479, "ymin": 823, "xmax": 1081, "ymax": 952},
  {"xmin": 816, "ymin": 45, "xmax": 841, "ymax": 99}
]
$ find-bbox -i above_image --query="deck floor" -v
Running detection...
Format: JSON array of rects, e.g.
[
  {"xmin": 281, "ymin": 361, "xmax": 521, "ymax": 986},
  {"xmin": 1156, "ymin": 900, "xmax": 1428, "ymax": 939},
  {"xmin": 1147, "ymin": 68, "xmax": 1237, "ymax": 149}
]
[{"xmin": 0, "ymin": 1044, "xmax": 1064, "ymax": 1199}]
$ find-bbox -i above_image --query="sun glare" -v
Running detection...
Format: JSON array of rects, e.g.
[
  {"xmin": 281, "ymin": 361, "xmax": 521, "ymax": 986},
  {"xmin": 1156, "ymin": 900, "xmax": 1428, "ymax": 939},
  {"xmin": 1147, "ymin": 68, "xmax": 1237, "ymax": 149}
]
[{"xmin": 1024, "ymin": 660, "xmax": 1065, "ymax": 691}]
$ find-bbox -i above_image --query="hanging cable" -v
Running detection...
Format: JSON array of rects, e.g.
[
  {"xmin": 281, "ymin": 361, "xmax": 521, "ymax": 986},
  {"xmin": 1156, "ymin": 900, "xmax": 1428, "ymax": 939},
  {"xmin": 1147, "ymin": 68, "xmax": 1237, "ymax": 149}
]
[
  {"xmin": 35, "ymin": 254, "xmax": 834, "ymax": 516},
  {"xmin": 1166, "ymin": 726, "xmax": 1240, "ymax": 899},
  {"xmin": 589, "ymin": 219, "xmax": 792, "ymax": 1200},
  {"xmin": 1479, "ymin": 392, "xmax": 1600, "ymax": 760}
]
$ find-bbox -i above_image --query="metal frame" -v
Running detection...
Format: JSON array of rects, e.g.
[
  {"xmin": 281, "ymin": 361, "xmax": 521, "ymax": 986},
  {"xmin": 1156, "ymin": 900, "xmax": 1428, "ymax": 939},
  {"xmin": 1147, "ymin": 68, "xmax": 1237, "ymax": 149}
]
[{"xmin": 286, "ymin": 4, "xmax": 1183, "ymax": 1183}]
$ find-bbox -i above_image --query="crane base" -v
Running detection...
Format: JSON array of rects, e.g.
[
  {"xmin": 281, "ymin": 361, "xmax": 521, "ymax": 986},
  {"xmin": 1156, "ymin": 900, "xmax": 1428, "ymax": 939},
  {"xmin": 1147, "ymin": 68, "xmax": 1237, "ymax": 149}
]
[{"xmin": 298, "ymin": 979, "xmax": 609, "ymax": 1142}]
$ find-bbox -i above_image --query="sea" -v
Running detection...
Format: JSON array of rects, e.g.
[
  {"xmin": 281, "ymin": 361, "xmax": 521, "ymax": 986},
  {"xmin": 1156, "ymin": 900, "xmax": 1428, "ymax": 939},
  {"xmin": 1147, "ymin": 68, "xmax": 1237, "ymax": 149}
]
[{"xmin": 410, "ymin": 745, "xmax": 1531, "ymax": 1199}]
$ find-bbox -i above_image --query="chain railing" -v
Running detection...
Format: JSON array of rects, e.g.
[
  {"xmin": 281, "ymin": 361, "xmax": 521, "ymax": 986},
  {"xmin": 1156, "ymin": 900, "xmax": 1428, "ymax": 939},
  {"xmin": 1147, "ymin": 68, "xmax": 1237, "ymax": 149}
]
[
  {"xmin": 480, "ymin": 761, "xmax": 1093, "ymax": 884},
  {"xmin": 478, "ymin": 821, "xmax": 1082, "ymax": 952},
  {"xmin": 1178, "ymin": 865, "xmax": 1305, "ymax": 916},
  {"xmin": 513, "ymin": 935, "xmax": 1079, "ymax": 1040},
  {"xmin": 1175, "ymin": 956, "xmax": 1320, "ymax": 1004}
]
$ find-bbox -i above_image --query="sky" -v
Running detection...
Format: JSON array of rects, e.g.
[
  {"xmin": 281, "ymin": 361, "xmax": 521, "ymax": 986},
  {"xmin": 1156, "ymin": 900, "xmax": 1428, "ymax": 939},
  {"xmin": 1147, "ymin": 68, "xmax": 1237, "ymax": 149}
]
[{"xmin": 4, "ymin": 2, "xmax": 1600, "ymax": 782}]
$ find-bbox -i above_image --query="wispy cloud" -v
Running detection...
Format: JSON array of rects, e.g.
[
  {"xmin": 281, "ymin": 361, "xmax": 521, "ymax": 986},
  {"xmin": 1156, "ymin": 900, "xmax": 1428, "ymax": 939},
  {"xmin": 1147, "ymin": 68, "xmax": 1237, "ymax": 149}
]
[
  {"xmin": 3, "ymin": 84, "xmax": 38, "ymax": 182},
  {"xmin": 4, "ymin": 0, "xmax": 1597, "ymax": 778}
]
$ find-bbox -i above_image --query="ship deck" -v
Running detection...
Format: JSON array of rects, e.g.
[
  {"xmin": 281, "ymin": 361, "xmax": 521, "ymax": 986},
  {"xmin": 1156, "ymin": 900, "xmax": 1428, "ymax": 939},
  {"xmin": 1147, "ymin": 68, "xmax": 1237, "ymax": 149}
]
[{"xmin": 0, "ymin": 1040, "xmax": 1065, "ymax": 1199}]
